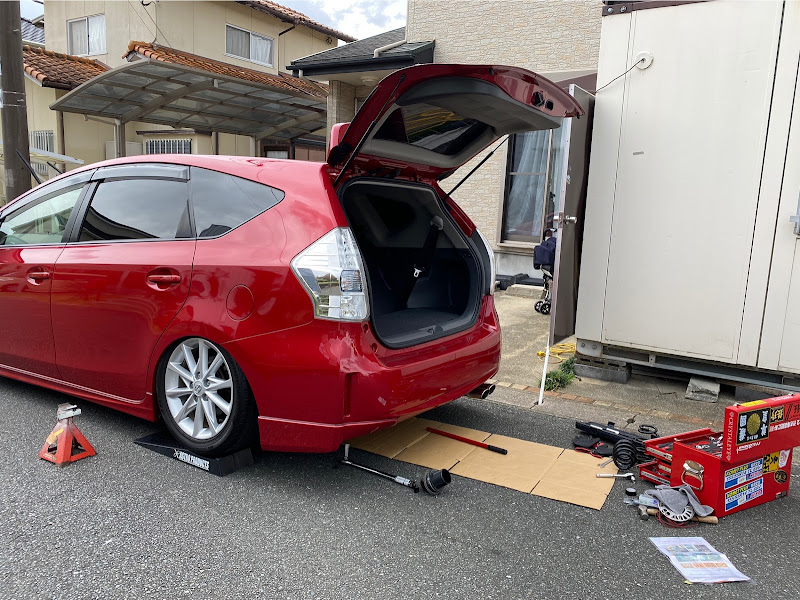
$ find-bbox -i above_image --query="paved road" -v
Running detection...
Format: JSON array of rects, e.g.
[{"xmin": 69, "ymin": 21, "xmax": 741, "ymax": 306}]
[{"xmin": 2, "ymin": 379, "xmax": 799, "ymax": 599}]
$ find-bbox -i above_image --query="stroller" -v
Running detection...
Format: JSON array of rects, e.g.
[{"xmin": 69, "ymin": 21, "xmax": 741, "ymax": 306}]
[{"xmin": 532, "ymin": 232, "xmax": 556, "ymax": 315}]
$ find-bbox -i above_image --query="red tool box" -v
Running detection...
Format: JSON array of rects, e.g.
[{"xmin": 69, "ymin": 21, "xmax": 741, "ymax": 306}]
[{"xmin": 641, "ymin": 395, "xmax": 800, "ymax": 517}]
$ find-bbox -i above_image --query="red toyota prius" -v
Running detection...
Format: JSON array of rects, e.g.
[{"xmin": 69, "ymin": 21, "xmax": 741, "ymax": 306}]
[{"xmin": 0, "ymin": 64, "xmax": 581, "ymax": 456}]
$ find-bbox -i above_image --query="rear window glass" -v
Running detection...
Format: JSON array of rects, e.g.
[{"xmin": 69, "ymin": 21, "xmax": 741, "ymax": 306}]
[
  {"xmin": 190, "ymin": 167, "xmax": 284, "ymax": 238},
  {"xmin": 79, "ymin": 179, "xmax": 190, "ymax": 242},
  {"xmin": 373, "ymin": 103, "xmax": 489, "ymax": 155}
]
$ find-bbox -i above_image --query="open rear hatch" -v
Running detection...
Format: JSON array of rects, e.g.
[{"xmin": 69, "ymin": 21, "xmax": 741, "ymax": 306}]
[
  {"xmin": 328, "ymin": 63, "xmax": 583, "ymax": 182},
  {"xmin": 331, "ymin": 64, "xmax": 584, "ymax": 348}
]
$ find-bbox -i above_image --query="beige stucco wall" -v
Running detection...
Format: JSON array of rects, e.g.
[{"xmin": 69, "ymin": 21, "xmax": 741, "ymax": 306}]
[
  {"xmin": 44, "ymin": 1, "xmax": 336, "ymax": 72},
  {"xmin": 406, "ymin": 0, "xmax": 602, "ymax": 258}
]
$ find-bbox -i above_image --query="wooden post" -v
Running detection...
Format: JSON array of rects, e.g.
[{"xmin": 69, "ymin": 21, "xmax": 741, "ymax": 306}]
[{"xmin": 0, "ymin": 1, "xmax": 32, "ymax": 202}]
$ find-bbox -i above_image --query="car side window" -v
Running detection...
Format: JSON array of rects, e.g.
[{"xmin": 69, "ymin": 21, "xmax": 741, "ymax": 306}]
[
  {"xmin": 79, "ymin": 178, "xmax": 191, "ymax": 242},
  {"xmin": 0, "ymin": 185, "xmax": 84, "ymax": 246},
  {"xmin": 190, "ymin": 167, "xmax": 284, "ymax": 238}
]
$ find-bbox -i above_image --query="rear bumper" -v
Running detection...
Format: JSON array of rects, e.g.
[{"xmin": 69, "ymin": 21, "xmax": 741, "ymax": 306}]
[{"xmin": 229, "ymin": 296, "xmax": 501, "ymax": 452}]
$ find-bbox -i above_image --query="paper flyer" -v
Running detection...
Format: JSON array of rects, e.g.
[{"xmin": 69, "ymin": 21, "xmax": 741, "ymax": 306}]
[{"xmin": 650, "ymin": 537, "xmax": 751, "ymax": 584}]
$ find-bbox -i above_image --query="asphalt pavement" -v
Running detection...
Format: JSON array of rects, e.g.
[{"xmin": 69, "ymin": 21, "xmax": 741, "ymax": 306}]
[{"xmin": 2, "ymin": 378, "xmax": 799, "ymax": 599}]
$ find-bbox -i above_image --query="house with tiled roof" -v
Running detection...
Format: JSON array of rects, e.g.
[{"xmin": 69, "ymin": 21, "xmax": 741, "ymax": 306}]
[
  {"xmin": 2, "ymin": 1, "xmax": 353, "ymax": 199},
  {"xmin": 35, "ymin": 0, "xmax": 351, "ymax": 164}
]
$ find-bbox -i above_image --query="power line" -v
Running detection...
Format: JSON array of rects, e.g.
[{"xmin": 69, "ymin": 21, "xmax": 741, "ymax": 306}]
[
  {"xmin": 127, "ymin": 0, "xmax": 157, "ymax": 44},
  {"xmin": 595, "ymin": 58, "xmax": 645, "ymax": 93},
  {"xmin": 140, "ymin": 0, "xmax": 174, "ymax": 49}
]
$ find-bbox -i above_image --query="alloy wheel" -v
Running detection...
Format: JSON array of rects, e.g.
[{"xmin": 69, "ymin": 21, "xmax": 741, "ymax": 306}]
[{"xmin": 164, "ymin": 338, "xmax": 234, "ymax": 441}]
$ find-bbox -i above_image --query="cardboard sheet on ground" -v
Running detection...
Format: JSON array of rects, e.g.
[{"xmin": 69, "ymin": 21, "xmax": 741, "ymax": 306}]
[
  {"xmin": 349, "ymin": 418, "xmax": 618, "ymax": 509},
  {"xmin": 531, "ymin": 449, "xmax": 619, "ymax": 510},
  {"xmin": 451, "ymin": 434, "xmax": 562, "ymax": 492}
]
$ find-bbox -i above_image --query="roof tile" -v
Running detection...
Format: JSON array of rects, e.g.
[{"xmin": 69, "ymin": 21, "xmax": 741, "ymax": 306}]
[
  {"xmin": 126, "ymin": 42, "xmax": 327, "ymax": 98},
  {"xmin": 22, "ymin": 45, "xmax": 108, "ymax": 90},
  {"xmin": 21, "ymin": 18, "xmax": 45, "ymax": 45}
]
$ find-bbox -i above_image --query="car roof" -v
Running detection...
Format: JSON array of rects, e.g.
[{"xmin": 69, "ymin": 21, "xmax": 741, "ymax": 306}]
[{"xmin": 9, "ymin": 155, "xmax": 331, "ymax": 208}]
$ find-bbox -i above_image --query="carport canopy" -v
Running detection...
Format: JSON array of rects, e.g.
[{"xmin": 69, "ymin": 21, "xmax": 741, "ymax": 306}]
[
  {"xmin": 0, "ymin": 143, "xmax": 84, "ymax": 166},
  {"xmin": 49, "ymin": 57, "xmax": 327, "ymax": 141}
]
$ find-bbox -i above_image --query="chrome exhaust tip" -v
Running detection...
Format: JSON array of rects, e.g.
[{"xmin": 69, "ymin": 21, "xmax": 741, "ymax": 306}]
[{"xmin": 466, "ymin": 383, "xmax": 496, "ymax": 400}]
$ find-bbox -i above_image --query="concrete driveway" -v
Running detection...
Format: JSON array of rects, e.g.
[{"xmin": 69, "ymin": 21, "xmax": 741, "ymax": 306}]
[
  {"xmin": 2, "ymin": 376, "xmax": 799, "ymax": 599},
  {"xmin": 491, "ymin": 290, "xmax": 739, "ymax": 427}
]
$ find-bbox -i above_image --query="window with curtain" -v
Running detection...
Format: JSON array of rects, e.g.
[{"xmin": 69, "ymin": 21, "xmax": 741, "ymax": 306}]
[
  {"xmin": 501, "ymin": 130, "xmax": 553, "ymax": 244},
  {"xmin": 67, "ymin": 15, "xmax": 105, "ymax": 56},
  {"xmin": 225, "ymin": 24, "xmax": 273, "ymax": 66}
]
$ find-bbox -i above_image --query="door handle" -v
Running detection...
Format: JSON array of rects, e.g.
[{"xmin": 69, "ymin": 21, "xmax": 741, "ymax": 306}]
[
  {"xmin": 146, "ymin": 269, "xmax": 182, "ymax": 290},
  {"xmin": 146, "ymin": 274, "xmax": 181, "ymax": 284},
  {"xmin": 552, "ymin": 212, "xmax": 578, "ymax": 227},
  {"xmin": 27, "ymin": 268, "xmax": 51, "ymax": 284}
]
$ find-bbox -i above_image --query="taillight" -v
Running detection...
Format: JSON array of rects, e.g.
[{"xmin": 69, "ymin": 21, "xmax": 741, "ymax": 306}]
[{"xmin": 291, "ymin": 228, "xmax": 370, "ymax": 321}]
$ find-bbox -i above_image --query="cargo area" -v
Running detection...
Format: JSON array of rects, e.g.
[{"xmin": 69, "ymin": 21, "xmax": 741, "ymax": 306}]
[{"xmin": 340, "ymin": 179, "xmax": 482, "ymax": 348}]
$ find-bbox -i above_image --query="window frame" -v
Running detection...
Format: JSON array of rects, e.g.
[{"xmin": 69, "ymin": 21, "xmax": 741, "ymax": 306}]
[
  {"xmin": 66, "ymin": 165, "xmax": 193, "ymax": 245},
  {"xmin": 66, "ymin": 14, "xmax": 106, "ymax": 57},
  {"xmin": 59, "ymin": 163, "xmax": 285, "ymax": 245},
  {"xmin": 224, "ymin": 23, "xmax": 274, "ymax": 67},
  {"xmin": 497, "ymin": 129, "xmax": 555, "ymax": 248},
  {"xmin": 0, "ymin": 174, "xmax": 94, "ymax": 248},
  {"xmin": 188, "ymin": 166, "xmax": 285, "ymax": 240}
]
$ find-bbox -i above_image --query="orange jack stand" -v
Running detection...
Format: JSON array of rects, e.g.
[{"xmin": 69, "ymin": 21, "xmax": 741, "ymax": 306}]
[{"xmin": 39, "ymin": 403, "xmax": 96, "ymax": 466}]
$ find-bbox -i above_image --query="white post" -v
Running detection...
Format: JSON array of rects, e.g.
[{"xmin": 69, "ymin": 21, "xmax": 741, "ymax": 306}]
[{"xmin": 537, "ymin": 344, "xmax": 550, "ymax": 405}]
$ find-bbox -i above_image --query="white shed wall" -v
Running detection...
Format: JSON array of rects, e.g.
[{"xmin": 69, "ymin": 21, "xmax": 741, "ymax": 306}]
[{"xmin": 576, "ymin": 0, "xmax": 796, "ymax": 371}]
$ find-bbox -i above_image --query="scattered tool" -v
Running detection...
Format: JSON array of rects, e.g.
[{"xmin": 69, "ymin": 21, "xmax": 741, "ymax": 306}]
[
  {"xmin": 426, "ymin": 427, "xmax": 508, "ymax": 455},
  {"xmin": 341, "ymin": 444, "xmax": 451, "ymax": 495},
  {"xmin": 624, "ymin": 494, "xmax": 659, "ymax": 508},
  {"xmin": 596, "ymin": 472, "xmax": 635, "ymax": 481},
  {"xmin": 646, "ymin": 508, "xmax": 718, "ymax": 525},
  {"xmin": 39, "ymin": 403, "xmax": 96, "ymax": 467},
  {"xmin": 576, "ymin": 420, "xmax": 658, "ymax": 469},
  {"xmin": 598, "ymin": 457, "xmax": 614, "ymax": 468}
]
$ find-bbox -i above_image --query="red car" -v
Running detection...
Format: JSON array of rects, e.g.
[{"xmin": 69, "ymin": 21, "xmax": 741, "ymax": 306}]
[{"xmin": 0, "ymin": 64, "xmax": 581, "ymax": 456}]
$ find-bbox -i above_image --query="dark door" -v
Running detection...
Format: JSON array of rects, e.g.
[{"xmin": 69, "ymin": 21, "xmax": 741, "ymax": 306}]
[
  {"xmin": 549, "ymin": 85, "xmax": 595, "ymax": 345},
  {"xmin": 51, "ymin": 165, "xmax": 195, "ymax": 400},
  {"xmin": 0, "ymin": 177, "xmax": 89, "ymax": 377}
]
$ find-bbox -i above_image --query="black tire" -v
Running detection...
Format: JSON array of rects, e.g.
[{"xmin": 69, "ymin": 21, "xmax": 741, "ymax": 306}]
[
  {"xmin": 534, "ymin": 300, "xmax": 543, "ymax": 313},
  {"xmin": 540, "ymin": 303, "xmax": 551, "ymax": 315},
  {"xmin": 156, "ymin": 337, "xmax": 257, "ymax": 457}
]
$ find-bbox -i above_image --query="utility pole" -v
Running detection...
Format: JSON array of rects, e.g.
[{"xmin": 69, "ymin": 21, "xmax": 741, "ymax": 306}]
[{"xmin": 0, "ymin": 1, "xmax": 32, "ymax": 203}]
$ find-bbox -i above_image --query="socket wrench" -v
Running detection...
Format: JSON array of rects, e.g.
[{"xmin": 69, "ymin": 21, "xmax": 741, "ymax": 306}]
[{"xmin": 596, "ymin": 472, "xmax": 635, "ymax": 482}]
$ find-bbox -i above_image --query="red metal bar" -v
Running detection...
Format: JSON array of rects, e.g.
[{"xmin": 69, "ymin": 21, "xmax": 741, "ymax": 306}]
[{"xmin": 426, "ymin": 426, "xmax": 508, "ymax": 455}]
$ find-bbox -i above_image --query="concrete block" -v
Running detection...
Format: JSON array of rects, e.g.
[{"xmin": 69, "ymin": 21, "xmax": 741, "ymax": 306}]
[
  {"xmin": 685, "ymin": 377, "xmax": 720, "ymax": 403},
  {"xmin": 573, "ymin": 355, "xmax": 631, "ymax": 384},
  {"xmin": 504, "ymin": 284, "xmax": 545, "ymax": 298}
]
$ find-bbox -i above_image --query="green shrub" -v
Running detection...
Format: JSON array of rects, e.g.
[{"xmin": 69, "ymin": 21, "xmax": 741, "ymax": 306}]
[{"xmin": 541, "ymin": 356, "xmax": 575, "ymax": 391}]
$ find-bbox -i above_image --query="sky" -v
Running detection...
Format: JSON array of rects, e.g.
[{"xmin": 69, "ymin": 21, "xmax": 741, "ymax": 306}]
[{"xmin": 18, "ymin": 0, "xmax": 407, "ymax": 41}]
